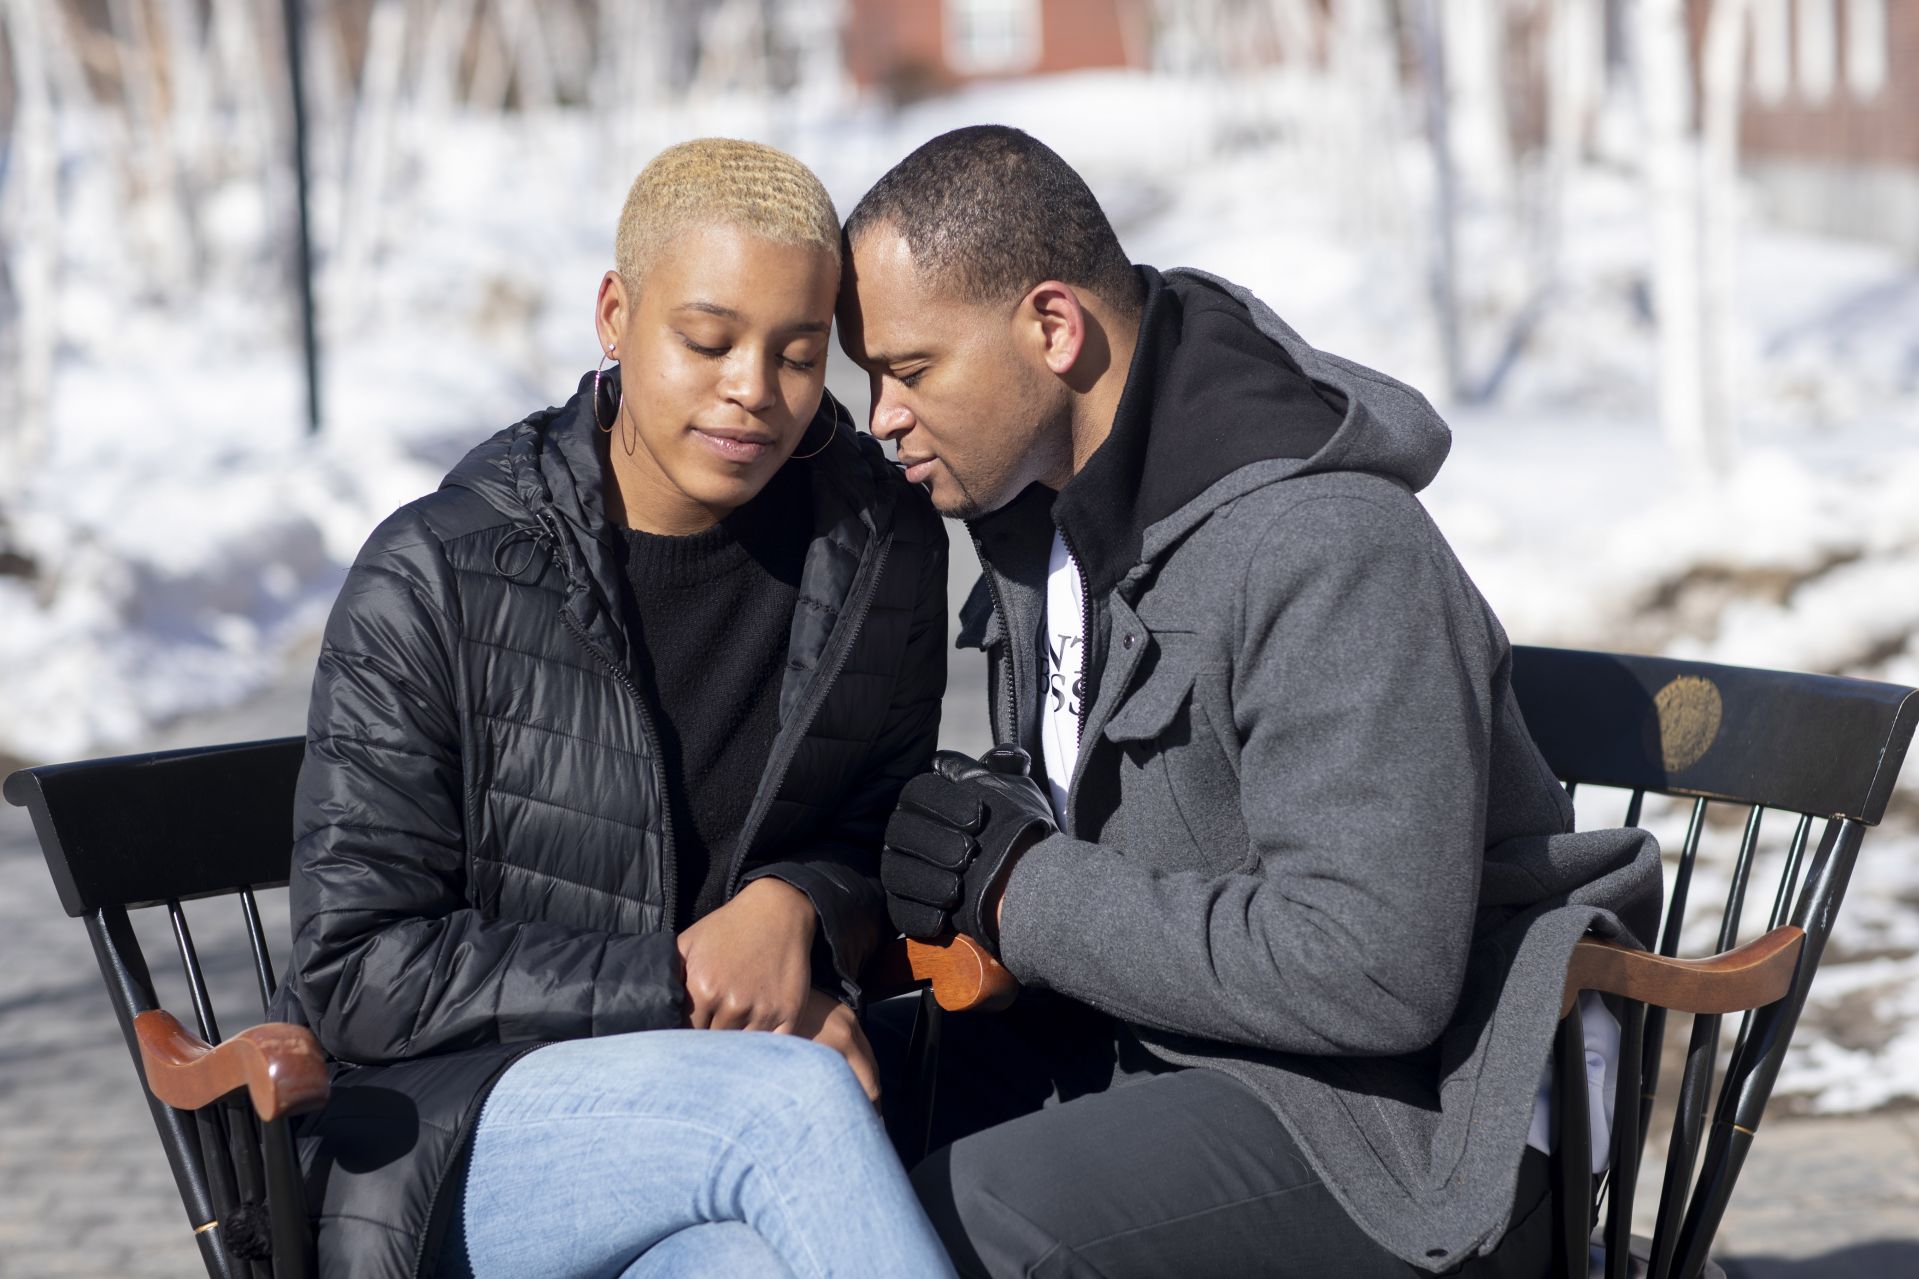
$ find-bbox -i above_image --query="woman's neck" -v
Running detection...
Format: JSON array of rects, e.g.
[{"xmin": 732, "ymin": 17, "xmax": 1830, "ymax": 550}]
[{"xmin": 603, "ymin": 422, "xmax": 729, "ymax": 536}]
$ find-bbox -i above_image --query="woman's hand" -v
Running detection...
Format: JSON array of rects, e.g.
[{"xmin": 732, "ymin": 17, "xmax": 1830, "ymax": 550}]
[
  {"xmin": 793, "ymin": 987, "xmax": 882, "ymax": 1104},
  {"xmin": 677, "ymin": 877, "xmax": 818, "ymax": 1032}
]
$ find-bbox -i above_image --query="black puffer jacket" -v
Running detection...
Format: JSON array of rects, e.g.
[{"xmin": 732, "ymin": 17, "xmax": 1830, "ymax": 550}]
[{"xmin": 273, "ymin": 372, "xmax": 947, "ymax": 1278}]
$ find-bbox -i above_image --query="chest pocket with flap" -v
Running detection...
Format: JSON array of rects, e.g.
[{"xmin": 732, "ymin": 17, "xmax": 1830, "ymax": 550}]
[{"xmin": 1093, "ymin": 629, "xmax": 1247, "ymax": 869}]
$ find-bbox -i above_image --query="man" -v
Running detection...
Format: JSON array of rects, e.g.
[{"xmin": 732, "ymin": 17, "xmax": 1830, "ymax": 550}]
[{"xmin": 841, "ymin": 126, "xmax": 1663, "ymax": 1277}]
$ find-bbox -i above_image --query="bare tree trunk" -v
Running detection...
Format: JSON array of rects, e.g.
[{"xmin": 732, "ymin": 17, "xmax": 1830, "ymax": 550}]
[
  {"xmin": 36, "ymin": 2, "xmax": 95, "ymax": 137},
  {"xmin": 467, "ymin": 1, "xmax": 513, "ymax": 113},
  {"xmin": 1545, "ymin": 0, "xmax": 1600, "ymax": 269},
  {"xmin": 1699, "ymin": 0, "xmax": 1749, "ymax": 475},
  {"xmin": 157, "ymin": 0, "xmax": 211, "ymax": 166},
  {"xmin": 1, "ymin": 0, "xmax": 57, "ymax": 491},
  {"xmin": 1637, "ymin": 0, "xmax": 1710, "ymax": 471},
  {"xmin": 1330, "ymin": 0, "xmax": 1404, "ymax": 240},
  {"xmin": 107, "ymin": 0, "xmax": 193, "ymax": 293},
  {"xmin": 541, "ymin": 0, "xmax": 593, "ymax": 105},
  {"xmin": 418, "ymin": 0, "xmax": 480, "ymax": 117},
  {"xmin": 1444, "ymin": 0, "xmax": 1514, "ymax": 200},
  {"xmin": 210, "ymin": 0, "xmax": 276, "ymax": 181},
  {"xmin": 776, "ymin": 0, "xmax": 847, "ymax": 118},
  {"xmin": 496, "ymin": 0, "xmax": 558, "ymax": 111},
  {"xmin": 1414, "ymin": 0, "xmax": 1465, "ymax": 403},
  {"xmin": 334, "ymin": 0, "xmax": 408, "ymax": 322}
]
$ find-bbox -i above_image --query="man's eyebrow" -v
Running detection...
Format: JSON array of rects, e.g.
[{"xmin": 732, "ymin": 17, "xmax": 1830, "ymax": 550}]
[
  {"xmin": 858, "ymin": 348, "xmax": 929, "ymax": 368},
  {"xmin": 674, "ymin": 300, "xmax": 829, "ymax": 334}
]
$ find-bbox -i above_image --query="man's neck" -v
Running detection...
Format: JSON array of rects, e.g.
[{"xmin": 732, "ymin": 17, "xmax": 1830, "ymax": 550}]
[{"xmin": 1064, "ymin": 303, "xmax": 1143, "ymax": 481}]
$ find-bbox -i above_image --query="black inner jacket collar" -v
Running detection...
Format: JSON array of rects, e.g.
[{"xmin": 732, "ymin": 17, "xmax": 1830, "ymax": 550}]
[{"xmin": 1046, "ymin": 265, "xmax": 1346, "ymax": 597}]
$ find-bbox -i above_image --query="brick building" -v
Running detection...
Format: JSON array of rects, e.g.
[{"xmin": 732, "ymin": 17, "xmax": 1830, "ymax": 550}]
[
  {"xmin": 842, "ymin": 0, "xmax": 1146, "ymax": 100},
  {"xmin": 1732, "ymin": 0, "xmax": 1917, "ymax": 255}
]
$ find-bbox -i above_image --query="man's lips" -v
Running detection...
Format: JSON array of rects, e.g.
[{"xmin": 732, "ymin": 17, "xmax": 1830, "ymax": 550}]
[
  {"xmin": 691, "ymin": 425, "xmax": 776, "ymax": 464},
  {"xmin": 897, "ymin": 454, "xmax": 938, "ymax": 484}
]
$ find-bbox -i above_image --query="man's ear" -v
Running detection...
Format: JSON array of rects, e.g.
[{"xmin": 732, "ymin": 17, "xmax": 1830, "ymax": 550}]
[
  {"xmin": 595, "ymin": 270, "xmax": 630, "ymax": 355},
  {"xmin": 1020, "ymin": 281, "xmax": 1087, "ymax": 378}
]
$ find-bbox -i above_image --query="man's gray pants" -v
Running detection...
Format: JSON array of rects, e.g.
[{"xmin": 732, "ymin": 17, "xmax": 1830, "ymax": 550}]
[{"xmin": 868, "ymin": 993, "xmax": 1553, "ymax": 1279}]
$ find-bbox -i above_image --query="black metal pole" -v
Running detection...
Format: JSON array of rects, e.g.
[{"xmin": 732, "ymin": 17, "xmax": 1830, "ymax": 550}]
[{"xmin": 282, "ymin": 0, "xmax": 321, "ymax": 435}]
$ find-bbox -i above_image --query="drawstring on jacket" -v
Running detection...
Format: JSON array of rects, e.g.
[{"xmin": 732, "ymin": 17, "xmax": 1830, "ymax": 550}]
[
  {"xmin": 492, "ymin": 511, "xmax": 589, "ymax": 591},
  {"xmin": 491, "ymin": 522, "xmax": 552, "ymax": 581}
]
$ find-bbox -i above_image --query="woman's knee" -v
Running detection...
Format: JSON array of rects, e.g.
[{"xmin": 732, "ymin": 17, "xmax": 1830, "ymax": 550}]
[
  {"xmin": 484, "ymin": 1030, "xmax": 856, "ymax": 1130},
  {"xmin": 622, "ymin": 1222, "xmax": 793, "ymax": 1279},
  {"xmin": 726, "ymin": 1032, "xmax": 868, "ymax": 1121}
]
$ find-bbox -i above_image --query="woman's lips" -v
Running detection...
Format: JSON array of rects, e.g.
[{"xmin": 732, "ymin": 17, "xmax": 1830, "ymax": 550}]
[{"xmin": 692, "ymin": 427, "xmax": 774, "ymax": 464}]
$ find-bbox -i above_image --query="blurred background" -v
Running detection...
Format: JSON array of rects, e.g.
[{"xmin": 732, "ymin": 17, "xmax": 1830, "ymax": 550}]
[{"xmin": 1, "ymin": 1, "xmax": 1915, "ymax": 1274}]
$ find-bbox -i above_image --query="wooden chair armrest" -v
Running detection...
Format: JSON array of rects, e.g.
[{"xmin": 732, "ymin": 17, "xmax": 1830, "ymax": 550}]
[
  {"xmin": 1561, "ymin": 925, "xmax": 1806, "ymax": 1018},
  {"xmin": 863, "ymin": 934, "xmax": 1020, "ymax": 1012},
  {"xmin": 134, "ymin": 1009, "xmax": 330, "ymax": 1122}
]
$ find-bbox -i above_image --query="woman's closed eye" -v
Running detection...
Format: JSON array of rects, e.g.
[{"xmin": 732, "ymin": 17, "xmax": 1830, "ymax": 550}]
[{"xmin": 681, "ymin": 334, "xmax": 819, "ymax": 372}]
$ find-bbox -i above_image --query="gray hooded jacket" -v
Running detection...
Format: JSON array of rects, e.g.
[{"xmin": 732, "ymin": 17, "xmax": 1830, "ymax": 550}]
[{"xmin": 959, "ymin": 267, "xmax": 1662, "ymax": 1270}]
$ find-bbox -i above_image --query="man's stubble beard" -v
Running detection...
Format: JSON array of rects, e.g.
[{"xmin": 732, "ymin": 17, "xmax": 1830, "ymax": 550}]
[
  {"xmin": 941, "ymin": 468, "xmax": 989, "ymax": 521},
  {"xmin": 936, "ymin": 395, "xmax": 1073, "ymax": 522}
]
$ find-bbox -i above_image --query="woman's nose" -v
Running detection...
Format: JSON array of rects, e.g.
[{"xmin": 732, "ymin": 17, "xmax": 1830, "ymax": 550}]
[{"xmin": 720, "ymin": 354, "xmax": 779, "ymax": 413}]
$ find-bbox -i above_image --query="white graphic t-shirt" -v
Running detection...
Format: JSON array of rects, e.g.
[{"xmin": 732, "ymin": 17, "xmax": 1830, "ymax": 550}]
[{"xmin": 1040, "ymin": 530, "xmax": 1084, "ymax": 827}]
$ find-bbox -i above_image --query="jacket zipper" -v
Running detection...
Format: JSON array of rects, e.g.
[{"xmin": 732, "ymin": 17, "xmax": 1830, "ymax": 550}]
[
  {"xmin": 408, "ymin": 1042, "xmax": 544, "ymax": 1278},
  {"xmin": 967, "ymin": 527, "xmax": 1020, "ymax": 745},
  {"xmin": 558, "ymin": 608, "xmax": 679, "ymax": 923},
  {"xmin": 1056, "ymin": 525, "xmax": 1093, "ymax": 749},
  {"xmin": 724, "ymin": 535, "xmax": 893, "ymax": 897}
]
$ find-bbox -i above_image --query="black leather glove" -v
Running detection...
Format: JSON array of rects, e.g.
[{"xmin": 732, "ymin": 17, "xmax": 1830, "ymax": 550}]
[{"xmin": 882, "ymin": 746, "xmax": 1057, "ymax": 954}]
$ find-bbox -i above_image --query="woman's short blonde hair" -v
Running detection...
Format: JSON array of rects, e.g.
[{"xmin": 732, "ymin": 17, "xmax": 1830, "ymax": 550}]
[{"xmin": 614, "ymin": 138, "xmax": 840, "ymax": 292}]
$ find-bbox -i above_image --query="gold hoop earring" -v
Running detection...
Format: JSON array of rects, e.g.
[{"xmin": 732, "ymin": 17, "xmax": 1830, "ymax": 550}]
[
  {"xmin": 789, "ymin": 423, "xmax": 834, "ymax": 461},
  {"xmin": 594, "ymin": 347, "xmax": 617, "ymax": 434}
]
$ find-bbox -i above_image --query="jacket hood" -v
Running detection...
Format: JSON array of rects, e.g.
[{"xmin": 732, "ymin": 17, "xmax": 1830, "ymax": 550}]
[
  {"xmin": 1044, "ymin": 265, "xmax": 1452, "ymax": 595},
  {"xmin": 440, "ymin": 368, "xmax": 893, "ymax": 684},
  {"xmin": 442, "ymin": 368, "xmax": 887, "ymax": 566}
]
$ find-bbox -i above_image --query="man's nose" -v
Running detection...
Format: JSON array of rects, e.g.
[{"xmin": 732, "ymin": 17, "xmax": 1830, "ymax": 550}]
[{"xmin": 869, "ymin": 384, "xmax": 914, "ymax": 441}]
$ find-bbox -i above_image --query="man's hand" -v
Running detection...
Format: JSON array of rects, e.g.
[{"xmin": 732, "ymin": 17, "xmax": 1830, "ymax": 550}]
[
  {"xmin": 881, "ymin": 747, "xmax": 1056, "ymax": 954},
  {"xmin": 677, "ymin": 877, "xmax": 817, "ymax": 1031},
  {"xmin": 792, "ymin": 987, "xmax": 881, "ymax": 1104}
]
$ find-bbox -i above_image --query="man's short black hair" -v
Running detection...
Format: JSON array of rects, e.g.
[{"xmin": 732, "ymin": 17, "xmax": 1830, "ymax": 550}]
[{"xmin": 845, "ymin": 125, "xmax": 1142, "ymax": 314}]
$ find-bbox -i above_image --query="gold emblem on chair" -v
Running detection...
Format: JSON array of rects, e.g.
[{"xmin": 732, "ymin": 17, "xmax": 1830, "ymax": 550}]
[{"xmin": 1650, "ymin": 675, "xmax": 1723, "ymax": 772}]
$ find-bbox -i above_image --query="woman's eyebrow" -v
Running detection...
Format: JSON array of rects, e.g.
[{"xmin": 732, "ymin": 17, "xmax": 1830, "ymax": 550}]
[{"xmin": 674, "ymin": 300, "xmax": 829, "ymax": 334}]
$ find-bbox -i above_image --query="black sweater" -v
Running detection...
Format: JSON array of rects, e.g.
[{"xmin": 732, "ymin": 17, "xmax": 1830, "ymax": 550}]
[{"xmin": 615, "ymin": 465, "xmax": 809, "ymax": 929}]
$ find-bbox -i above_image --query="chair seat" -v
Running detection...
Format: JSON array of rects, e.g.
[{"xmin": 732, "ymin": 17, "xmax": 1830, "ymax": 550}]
[{"xmin": 1591, "ymin": 1235, "xmax": 1727, "ymax": 1279}]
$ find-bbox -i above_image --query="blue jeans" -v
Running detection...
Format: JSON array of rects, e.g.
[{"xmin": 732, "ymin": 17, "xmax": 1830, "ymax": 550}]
[{"xmin": 438, "ymin": 1030, "xmax": 956, "ymax": 1278}]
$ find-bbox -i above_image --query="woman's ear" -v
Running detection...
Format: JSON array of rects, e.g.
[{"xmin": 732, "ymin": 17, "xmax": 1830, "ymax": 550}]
[{"xmin": 595, "ymin": 271, "xmax": 630, "ymax": 356}]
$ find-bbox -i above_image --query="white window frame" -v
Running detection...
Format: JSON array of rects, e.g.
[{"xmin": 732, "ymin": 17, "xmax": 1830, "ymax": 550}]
[
  {"xmin": 1751, "ymin": 0, "xmax": 1792, "ymax": 104},
  {"xmin": 1797, "ymin": 0, "xmax": 1838, "ymax": 104},
  {"xmin": 945, "ymin": 0, "xmax": 1042, "ymax": 76},
  {"xmin": 1844, "ymin": 0, "xmax": 1888, "ymax": 100}
]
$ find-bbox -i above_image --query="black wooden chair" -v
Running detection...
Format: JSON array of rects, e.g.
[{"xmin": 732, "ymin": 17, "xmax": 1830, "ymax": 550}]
[
  {"xmin": 891, "ymin": 646, "xmax": 1917, "ymax": 1279},
  {"xmin": 5, "ymin": 736, "xmax": 996, "ymax": 1279},
  {"xmin": 1514, "ymin": 647, "xmax": 1917, "ymax": 1279},
  {"xmin": 11, "ymin": 648, "xmax": 1914, "ymax": 1279},
  {"xmin": 5, "ymin": 739, "xmax": 321, "ymax": 1279}
]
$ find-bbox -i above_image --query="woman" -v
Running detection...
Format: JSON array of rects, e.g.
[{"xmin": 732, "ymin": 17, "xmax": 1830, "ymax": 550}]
[{"xmin": 277, "ymin": 139, "xmax": 954, "ymax": 1278}]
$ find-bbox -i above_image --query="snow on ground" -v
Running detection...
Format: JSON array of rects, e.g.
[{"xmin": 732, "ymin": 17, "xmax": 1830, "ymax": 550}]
[{"xmin": 2, "ymin": 71, "xmax": 1916, "ymax": 1108}]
